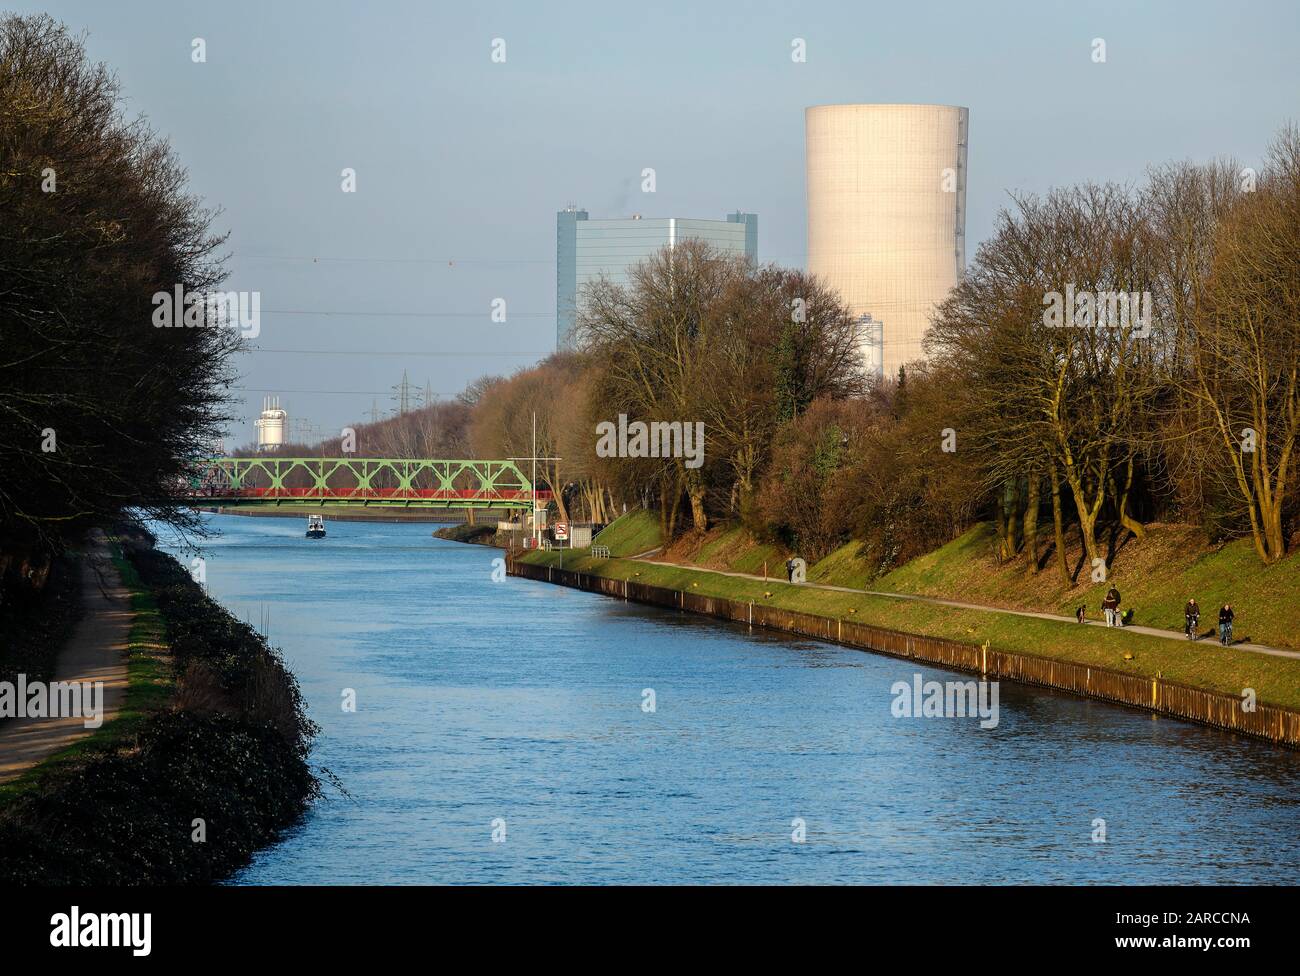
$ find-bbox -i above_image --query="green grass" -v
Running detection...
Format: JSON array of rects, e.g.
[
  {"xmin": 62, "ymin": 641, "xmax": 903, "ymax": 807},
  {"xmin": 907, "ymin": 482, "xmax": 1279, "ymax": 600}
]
[
  {"xmin": 0, "ymin": 545, "xmax": 174, "ymax": 806},
  {"xmin": 865, "ymin": 523, "xmax": 1300, "ymax": 650},
  {"xmin": 681, "ymin": 523, "xmax": 785, "ymax": 576},
  {"xmin": 593, "ymin": 510, "xmax": 662, "ymax": 557},
  {"xmin": 520, "ymin": 544, "xmax": 1300, "ymax": 713},
  {"xmin": 727, "ymin": 540, "xmax": 784, "ymax": 576},
  {"xmin": 110, "ymin": 548, "xmax": 176, "ymax": 721},
  {"xmin": 807, "ymin": 538, "xmax": 880, "ymax": 589},
  {"xmin": 691, "ymin": 524, "xmax": 746, "ymax": 564}
]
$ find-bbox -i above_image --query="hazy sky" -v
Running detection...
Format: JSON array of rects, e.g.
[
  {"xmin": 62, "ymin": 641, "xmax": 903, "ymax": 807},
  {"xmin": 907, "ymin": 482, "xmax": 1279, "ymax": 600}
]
[{"xmin": 22, "ymin": 0, "xmax": 1300, "ymax": 446}]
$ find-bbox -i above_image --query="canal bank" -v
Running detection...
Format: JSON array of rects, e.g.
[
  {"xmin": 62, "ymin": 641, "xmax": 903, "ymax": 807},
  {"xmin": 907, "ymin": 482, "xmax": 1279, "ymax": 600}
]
[
  {"xmin": 0, "ymin": 528, "xmax": 318, "ymax": 884},
  {"xmin": 509, "ymin": 555, "xmax": 1300, "ymax": 749}
]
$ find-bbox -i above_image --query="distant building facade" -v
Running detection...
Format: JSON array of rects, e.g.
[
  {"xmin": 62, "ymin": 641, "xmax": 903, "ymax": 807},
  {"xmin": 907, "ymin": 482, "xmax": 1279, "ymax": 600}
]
[
  {"xmin": 556, "ymin": 208, "xmax": 758, "ymax": 350},
  {"xmin": 805, "ymin": 103, "xmax": 968, "ymax": 380}
]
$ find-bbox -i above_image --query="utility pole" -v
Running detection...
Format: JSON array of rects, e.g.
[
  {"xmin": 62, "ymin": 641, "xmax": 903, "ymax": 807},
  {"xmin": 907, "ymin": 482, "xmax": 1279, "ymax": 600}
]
[
  {"xmin": 391, "ymin": 369, "xmax": 413, "ymax": 415},
  {"xmin": 293, "ymin": 416, "xmax": 315, "ymax": 446},
  {"xmin": 508, "ymin": 411, "xmax": 561, "ymax": 550},
  {"xmin": 533, "ymin": 412, "xmax": 538, "ymax": 547},
  {"xmin": 531, "ymin": 411, "xmax": 537, "ymax": 547}
]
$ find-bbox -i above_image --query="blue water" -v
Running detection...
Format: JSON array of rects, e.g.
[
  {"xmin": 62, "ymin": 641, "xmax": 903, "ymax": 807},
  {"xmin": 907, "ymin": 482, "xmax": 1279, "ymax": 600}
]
[{"xmin": 158, "ymin": 515, "xmax": 1300, "ymax": 884}]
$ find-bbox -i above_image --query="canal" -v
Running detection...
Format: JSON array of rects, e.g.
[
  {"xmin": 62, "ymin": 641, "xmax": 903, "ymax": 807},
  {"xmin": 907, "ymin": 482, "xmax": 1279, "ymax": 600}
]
[{"xmin": 161, "ymin": 514, "xmax": 1300, "ymax": 884}]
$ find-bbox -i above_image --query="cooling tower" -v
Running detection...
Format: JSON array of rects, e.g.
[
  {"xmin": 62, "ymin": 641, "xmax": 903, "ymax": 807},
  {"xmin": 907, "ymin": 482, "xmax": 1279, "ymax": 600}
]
[{"xmin": 805, "ymin": 104, "xmax": 968, "ymax": 380}]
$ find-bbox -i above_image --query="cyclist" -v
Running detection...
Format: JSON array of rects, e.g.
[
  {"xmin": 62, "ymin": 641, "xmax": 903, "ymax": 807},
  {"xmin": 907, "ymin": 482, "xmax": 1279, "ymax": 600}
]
[
  {"xmin": 1184, "ymin": 598, "xmax": 1200, "ymax": 639},
  {"xmin": 1218, "ymin": 604, "xmax": 1235, "ymax": 646}
]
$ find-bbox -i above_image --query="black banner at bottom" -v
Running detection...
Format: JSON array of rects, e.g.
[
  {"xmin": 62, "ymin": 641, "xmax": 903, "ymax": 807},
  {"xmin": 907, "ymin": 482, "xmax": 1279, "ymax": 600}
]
[{"xmin": 0, "ymin": 885, "xmax": 1278, "ymax": 962}]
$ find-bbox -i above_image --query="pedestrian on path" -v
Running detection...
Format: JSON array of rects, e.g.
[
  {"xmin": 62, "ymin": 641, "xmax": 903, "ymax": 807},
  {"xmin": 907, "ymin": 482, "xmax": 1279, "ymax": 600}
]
[{"xmin": 1102, "ymin": 586, "xmax": 1121, "ymax": 627}]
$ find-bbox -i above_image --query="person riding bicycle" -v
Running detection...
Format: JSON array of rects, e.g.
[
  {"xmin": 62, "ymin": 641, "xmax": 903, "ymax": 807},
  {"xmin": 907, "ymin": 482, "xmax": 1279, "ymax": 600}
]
[
  {"xmin": 1218, "ymin": 604, "xmax": 1234, "ymax": 646},
  {"xmin": 1184, "ymin": 598, "xmax": 1200, "ymax": 639}
]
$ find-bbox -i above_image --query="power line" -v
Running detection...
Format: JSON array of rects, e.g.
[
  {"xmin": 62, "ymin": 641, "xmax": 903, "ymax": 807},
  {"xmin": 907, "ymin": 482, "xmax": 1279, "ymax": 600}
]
[
  {"xmin": 233, "ymin": 386, "xmax": 453, "ymax": 397},
  {"xmin": 242, "ymin": 254, "xmax": 557, "ymax": 265},
  {"xmin": 236, "ymin": 247, "xmax": 948, "ymax": 266},
  {"xmin": 260, "ymin": 309, "xmax": 553, "ymax": 318},
  {"xmin": 243, "ymin": 348, "xmax": 549, "ymax": 357}
]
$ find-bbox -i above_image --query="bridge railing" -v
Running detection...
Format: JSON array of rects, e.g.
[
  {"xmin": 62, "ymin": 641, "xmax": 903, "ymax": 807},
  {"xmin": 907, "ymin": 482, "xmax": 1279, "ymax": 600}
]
[
  {"xmin": 186, "ymin": 486, "xmax": 554, "ymax": 501},
  {"xmin": 181, "ymin": 457, "xmax": 552, "ymax": 507}
]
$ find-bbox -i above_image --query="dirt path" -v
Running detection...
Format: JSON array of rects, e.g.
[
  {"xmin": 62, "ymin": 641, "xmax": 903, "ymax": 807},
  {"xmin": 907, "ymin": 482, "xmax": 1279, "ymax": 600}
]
[
  {"xmin": 634, "ymin": 556, "xmax": 1300, "ymax": 661},
  {"xmin": 0, "ymin": 532, "xmax": 132, "ymax": 784}
]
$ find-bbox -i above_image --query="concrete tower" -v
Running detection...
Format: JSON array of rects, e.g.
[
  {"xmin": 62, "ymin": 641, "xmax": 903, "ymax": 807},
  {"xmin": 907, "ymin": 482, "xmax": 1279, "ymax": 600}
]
[{"xmin": 805, "ymin": 103, "xmax": 968, "ymax": 380}]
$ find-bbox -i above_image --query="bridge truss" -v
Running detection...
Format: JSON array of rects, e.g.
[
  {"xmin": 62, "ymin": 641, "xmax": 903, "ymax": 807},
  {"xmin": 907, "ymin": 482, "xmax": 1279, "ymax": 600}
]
[{"xmin": 185, "ymin": 457, "xmax": 550, "ymax": 510}]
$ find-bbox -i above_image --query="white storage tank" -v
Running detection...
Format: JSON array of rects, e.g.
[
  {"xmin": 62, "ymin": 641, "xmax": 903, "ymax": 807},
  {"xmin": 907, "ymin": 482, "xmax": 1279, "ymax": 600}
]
[{"xmin": 255, "ymin": 396, "xmax": 287, "ymax": 452}]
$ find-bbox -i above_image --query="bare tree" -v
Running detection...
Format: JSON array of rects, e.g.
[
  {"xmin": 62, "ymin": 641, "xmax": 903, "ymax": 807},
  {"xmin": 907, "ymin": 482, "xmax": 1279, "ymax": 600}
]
[
  {"xmin": 0, "ymin": 14, "xmax": 236, "ymax": 598},
  {"xmin": 1172, "ymin": 128, "xmax": 1300, "ymax": 562}
]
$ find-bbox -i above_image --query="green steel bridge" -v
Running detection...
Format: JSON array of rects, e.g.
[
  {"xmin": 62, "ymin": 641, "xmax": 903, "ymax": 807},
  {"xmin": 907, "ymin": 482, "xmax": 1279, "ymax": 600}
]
[{"xmin": 183, "ymin": 457, "xmax": 550, "ymax": 510}]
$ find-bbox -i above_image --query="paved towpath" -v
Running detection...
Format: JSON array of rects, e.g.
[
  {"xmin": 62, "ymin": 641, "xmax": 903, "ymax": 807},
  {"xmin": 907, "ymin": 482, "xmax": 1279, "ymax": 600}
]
[
  {"xmin": 0, "ymin": 532, "xmax": 131, "ymax": 784},
  {"xmin": 630, "ymin": 553, "xmax": 1300, "ymax": 662}
]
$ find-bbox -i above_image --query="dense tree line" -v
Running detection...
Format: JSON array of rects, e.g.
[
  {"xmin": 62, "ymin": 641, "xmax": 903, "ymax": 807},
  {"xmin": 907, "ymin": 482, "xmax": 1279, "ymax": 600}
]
[
  {"xmin": 454, "ymin": 129, "xmax": 1298, "ymax": 576},
  {"xmin": 299, "ymin": 130, "xmax": 1298, "ymax": 580},
  {"xmin": 925, "ymin": 127, "xmax": 1300, "ymax": 574},
  {"xmin": 1, "ymin": 14, "xmax": 236, "ymax": 603}
]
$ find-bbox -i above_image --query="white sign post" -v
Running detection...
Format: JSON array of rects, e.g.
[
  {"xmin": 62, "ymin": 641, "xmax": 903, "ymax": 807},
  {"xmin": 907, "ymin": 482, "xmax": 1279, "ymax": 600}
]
[{"xmin": 509, "ymin": 412, "xmax": 561, "ymax": 550}]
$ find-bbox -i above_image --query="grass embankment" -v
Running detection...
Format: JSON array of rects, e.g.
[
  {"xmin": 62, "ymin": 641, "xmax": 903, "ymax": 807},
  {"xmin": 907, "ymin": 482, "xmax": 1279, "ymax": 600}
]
[
  {"xmin": 600, "ymin": 510, "xmax": 665, "ymax": 557},
  {"xmin": 863, "ymin": 523, "xmax": 1300, "ymax": 650},
  {"xmin": 0, "ymin": 533, "xmax": 318, "ymax": 884},
  {"xmin": 521, "ymin": 511, "xmax": 1300, "ymax": 712},
  {"xmin": 110, "ymin": 548, "xmax": 175, "ymax": 721}
]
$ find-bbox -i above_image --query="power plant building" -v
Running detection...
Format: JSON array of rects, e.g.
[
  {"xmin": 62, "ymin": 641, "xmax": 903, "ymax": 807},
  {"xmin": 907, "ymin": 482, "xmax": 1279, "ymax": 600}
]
[
  {"xmin": 805, "ymin": 103, "xmax": 968, "ymax": 379},
  {"xmin": 556, "ymin": 208, "xmax": 758, "ymax": 350}
]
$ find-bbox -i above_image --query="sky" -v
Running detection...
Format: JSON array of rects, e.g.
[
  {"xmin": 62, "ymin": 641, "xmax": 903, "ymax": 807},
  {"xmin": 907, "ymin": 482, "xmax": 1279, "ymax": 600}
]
[{"xmin": 19, "ymin": 0, "xmax": 1300, "ymax": 446}]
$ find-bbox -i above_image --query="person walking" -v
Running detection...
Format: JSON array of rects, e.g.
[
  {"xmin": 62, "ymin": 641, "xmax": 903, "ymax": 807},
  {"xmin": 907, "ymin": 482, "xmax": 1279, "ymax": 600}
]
[
  {"xmin": 1102, "ymin": 586, "xmax": 1121, "ymax": 627},
  {"xmin": 1184, "ymin": 598, "xmax": 1200, "ymax": 639},
  {"xmin": 1218, "ymin": 604, "xmax": 1234, "ymax": 645}
]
